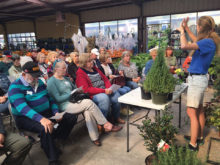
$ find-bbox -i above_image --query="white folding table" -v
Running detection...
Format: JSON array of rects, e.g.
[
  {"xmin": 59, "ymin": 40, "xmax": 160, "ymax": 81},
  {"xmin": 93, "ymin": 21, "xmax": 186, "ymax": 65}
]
[{"xmin": 118, "ymin": 83, "xmax": 188, "ymax": 152}]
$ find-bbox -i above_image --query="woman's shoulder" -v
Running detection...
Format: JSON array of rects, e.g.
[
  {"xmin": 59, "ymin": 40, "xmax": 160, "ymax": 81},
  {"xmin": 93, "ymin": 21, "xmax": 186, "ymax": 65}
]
[
  {"xmin": 199, "ymin": 38, "xmax": 215, "ymax": 44},
  {"xmin": 47, "ymin": 76, "xmax": 56, "ymax": 84},
  {"xmin": 197, "ymin": 38, "xmax": 216, "ymax": 49}
]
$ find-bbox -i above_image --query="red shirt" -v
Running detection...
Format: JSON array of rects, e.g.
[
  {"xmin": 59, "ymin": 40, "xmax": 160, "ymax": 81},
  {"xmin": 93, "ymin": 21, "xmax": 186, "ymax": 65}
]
[{"xmin": 76, "ymin": 67, "xmax": 111, "ymax": 98}]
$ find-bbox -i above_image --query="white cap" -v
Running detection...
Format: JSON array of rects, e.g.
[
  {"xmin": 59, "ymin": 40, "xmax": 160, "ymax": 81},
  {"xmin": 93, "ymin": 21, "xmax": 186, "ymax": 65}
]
[
  {"xmin": 91, "ymin": 48, "xmax": 100, "ymax": 56},
  {"xmin": 20, "ymin": 56, "xmax": 33, "ymax": 68}
]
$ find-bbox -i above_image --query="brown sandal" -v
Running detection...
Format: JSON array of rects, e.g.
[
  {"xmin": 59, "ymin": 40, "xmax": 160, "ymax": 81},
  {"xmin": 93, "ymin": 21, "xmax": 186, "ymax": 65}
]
[
  {"xmin": 117, "ymin": 118, "xmax": 125, "ymax": 124},
  {"xmin": 93, "ymin": 139, "xmax": 101, "ymax": 146}
]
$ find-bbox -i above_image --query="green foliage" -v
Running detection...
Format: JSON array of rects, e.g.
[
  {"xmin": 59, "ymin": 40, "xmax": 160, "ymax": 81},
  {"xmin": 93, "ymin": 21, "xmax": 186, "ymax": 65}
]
[
  {"xmin": 130, "ymin": 53, "xmax": 151, "ymax": 73},
  {"xmin": 143, "ymin": 49, "xmax": 176, "ymax": 94},
  {"xmin": 138, "ymin": 109, "xmax": 178, "ymax": 154},
  {"xmin": 112, "ymin": 58, "xmax": 121, "ymax": 69},
  {"xmin": 204, "ymin": 99, "xmax": 220, "ymax": 130},
  {"xmin": 148, "ymin": 28, "xmax": 170, "ymax": 50},
  {"xmin": 112, "ymin": 53, "xmax": 151, "ymax": 73},
  {"xmin": 153, "ymin": 145, "xmax": 204, "ymax": 165},
  {"xmin": 173, "ymin": 49, "xmax": 183, "ymax": 58},
  {"xmin": 209, "ymin": 57, "xmax": 220, "ymax": 97}
]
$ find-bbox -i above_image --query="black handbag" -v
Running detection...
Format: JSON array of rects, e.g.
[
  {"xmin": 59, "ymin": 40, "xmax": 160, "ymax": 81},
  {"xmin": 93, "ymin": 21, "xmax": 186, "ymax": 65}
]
[
  {"xmin": 0, "ymin": 88, "xmax": 6, "ymax": 97},
  {"xmin": 69, "ymin": 92, "xmax": 90, "ymax": 103}
]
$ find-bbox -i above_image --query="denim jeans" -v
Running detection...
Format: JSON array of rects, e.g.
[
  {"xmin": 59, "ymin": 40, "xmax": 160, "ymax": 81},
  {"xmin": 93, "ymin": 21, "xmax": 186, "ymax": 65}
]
[
  {"xmin": 126, "ymin": 81, "xmax": 139, "ymax": 89},
  {"xmin": 117, "ymin": 86, "xmax": 131, "ymax": 95},
  {"xmin": 0, "ymin": 99, "xmax": 9, "ymax": 114},
  {"xmin": 92, "ymin": 91, "xmax": 121, "ymax": 120}
]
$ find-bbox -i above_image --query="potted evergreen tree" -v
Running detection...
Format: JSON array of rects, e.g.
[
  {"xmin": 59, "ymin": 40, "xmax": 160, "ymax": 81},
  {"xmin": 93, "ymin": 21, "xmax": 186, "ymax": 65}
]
[
  {"xmin": 138, "ymin": 109, "xmax": 178, "ymax": 164},
  {"xmin": 143, "ymin": 49, "xmax": 176, "ymax": 104}
]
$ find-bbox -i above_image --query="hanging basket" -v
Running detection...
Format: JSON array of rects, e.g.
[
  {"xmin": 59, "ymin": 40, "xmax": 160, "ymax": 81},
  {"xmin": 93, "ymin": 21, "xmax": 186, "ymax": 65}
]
[
  {"xmin": 141, "ymin": 87, "xmax": 151, "ymax": 100},
  {"xmin": 151, "ymin": 93, "xmax": 168, "ymax": 105}
]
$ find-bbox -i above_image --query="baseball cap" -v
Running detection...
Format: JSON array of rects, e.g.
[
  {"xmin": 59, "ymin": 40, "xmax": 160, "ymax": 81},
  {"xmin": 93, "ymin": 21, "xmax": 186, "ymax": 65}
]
[
  {"xmin": 20, "ymin": 56, "xmax": 33, "ymax": 67},
  {"xmin": 91, "ymin": 48, "xmax": 100, "ymax": 56},
  {"xmin": 22, "ymin": 61, "xmax": 43, "ymax": 78}
]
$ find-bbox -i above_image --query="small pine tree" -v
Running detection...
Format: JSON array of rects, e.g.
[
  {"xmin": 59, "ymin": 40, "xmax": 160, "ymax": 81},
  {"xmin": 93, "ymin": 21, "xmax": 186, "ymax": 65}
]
[{"xmin": 143, "ymin": 49, "xmax": 175, "ymax": 94}]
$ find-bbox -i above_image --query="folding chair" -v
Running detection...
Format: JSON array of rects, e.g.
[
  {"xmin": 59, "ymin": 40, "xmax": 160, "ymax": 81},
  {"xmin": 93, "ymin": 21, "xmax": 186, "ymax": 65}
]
[{"xmin": 8, "ymin": 104, "xmax": 40, "ymax": 165}]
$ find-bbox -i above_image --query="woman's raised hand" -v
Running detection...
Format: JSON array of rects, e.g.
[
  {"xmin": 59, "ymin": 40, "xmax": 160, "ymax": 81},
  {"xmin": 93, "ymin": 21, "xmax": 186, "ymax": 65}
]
[{"xmin": 182, "ymin": 17, "xmax": 189, "ymax": 28}]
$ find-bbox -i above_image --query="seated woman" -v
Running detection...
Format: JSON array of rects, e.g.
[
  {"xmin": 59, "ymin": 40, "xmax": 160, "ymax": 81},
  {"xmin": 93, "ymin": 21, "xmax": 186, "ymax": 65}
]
[
  {"xmin": 76, "ymin": 53, "xmax": 125, "ymax": 124},
  {"xmin": 99, "ymin": 53, "xmax": 131, "ymax": 95},
  {"xmin": 164, "ymin": 46, "xmax": 178, "ymax": 73},
  {"xmin": 0, "ymin": 73, "xmax": 11, "ymax": 114},
  {"xmin": 144, "ymin": 48, "xmax": 158, "ymax": 75},
  {"xmin": 118, "ymin": 51, "xmax": 141, "ymax": 89},
  {"xmin": 46, "ymin": 51, "xmax": 58, "ymax": 77},
  {"xmin": 37, "ymin": 52, "xmax": 49, "ymax": 82},
  {"xmin": 8, "ymin": 54, "xmax": 22, "ymax": 80},
  {"xmin": 47, "ymin": 60, "xmax": 121, "ymax": 146},
  {"xmin": 67, "ymin": 52, "xmax": 79, "ymax": 82}
]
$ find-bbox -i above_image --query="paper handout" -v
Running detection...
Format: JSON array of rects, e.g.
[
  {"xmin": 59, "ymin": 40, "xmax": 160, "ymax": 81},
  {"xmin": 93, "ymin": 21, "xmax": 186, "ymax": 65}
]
[
  {"xmin": 50, "ymin": 112, "xmax": 66, "ymax": 120},
  {"xmin": 71, "ymin": 86, "xmax": 83, "ymax": 95},
  {"xmin": 109, "ymin": 84, "xmax": 121, "ymax": 92}
]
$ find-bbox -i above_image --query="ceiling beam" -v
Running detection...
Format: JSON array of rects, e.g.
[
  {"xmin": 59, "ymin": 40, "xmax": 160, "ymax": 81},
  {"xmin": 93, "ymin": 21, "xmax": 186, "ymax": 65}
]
[
  {"xmin": 0, "ymin": 11, "xmax": 35, "ymax": 18},
  {"xmin": 0, "ymin": 2, "xmax": 30, "ymax": 11},
  {"xmin": 11, "ymin": 6, "xmax": 44, "ymax": 13},
  {"xmin": 73, "ymin": 0, "xmax": 132, "ymax": 12}
]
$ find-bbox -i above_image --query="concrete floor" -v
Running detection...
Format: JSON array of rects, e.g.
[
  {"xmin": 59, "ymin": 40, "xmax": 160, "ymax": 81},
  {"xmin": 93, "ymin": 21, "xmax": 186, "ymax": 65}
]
[{"xmin": 1, "ymin": 87, "xmax": 219, "ymax": 165}]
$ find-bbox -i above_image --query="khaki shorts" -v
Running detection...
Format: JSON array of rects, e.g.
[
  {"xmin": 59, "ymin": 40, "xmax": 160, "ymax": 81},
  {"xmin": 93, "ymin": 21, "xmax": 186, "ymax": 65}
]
[{"xmin": 187, "ymin": 75, "xmax": 208, "ymax": 108}]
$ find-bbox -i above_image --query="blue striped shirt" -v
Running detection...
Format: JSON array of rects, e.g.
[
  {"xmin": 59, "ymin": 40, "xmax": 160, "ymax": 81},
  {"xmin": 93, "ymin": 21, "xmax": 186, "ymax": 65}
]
[{"xmin": 8, "ymin": 76, "xmax": 59, "ymax": 122}]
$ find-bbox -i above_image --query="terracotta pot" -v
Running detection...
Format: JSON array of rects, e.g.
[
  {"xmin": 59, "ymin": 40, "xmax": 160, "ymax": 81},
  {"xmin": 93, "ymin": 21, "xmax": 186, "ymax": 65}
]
[{"xmin": 141, "ymin": 87, "xmax": 151, "ymax": 100}]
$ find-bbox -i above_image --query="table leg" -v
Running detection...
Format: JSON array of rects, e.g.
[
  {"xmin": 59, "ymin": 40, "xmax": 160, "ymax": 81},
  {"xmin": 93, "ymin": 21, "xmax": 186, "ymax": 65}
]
[
  {"xmin": 179, "ymin": 95, "xmax": 182, "ymax": 128},
  {"xmin": 127, "ymin": 105, "xmax": 130, "ymax": 152}
]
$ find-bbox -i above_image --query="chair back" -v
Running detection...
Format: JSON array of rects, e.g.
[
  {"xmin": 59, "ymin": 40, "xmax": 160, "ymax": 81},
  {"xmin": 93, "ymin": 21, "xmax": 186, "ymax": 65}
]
[{"xmin": 8, "ymin": 104, "xmax": 40, "ymax": 143}]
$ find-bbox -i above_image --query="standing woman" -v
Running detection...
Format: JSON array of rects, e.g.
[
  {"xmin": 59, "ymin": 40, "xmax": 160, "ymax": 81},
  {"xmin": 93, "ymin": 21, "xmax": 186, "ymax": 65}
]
[{"xmin": 178, "ymin": 16, "xmax": 220, "ymax": 151}]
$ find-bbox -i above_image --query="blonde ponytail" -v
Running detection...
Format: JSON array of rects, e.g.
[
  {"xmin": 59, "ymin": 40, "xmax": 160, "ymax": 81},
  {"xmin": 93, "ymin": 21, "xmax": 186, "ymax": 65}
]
[{"xmin": 210, "ymin": 31, "xmax": 220, "ymax": 57}]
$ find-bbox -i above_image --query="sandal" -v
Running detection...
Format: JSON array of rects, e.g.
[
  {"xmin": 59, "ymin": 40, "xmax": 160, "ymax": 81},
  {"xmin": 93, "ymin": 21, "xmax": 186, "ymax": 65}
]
[
  {"xmin": 93, "ymin": 139, "xmax": 101, "ymax": 146},
  {"xmin": 117, "ymin": 118, "xmax": 125, "ymax": 124}
]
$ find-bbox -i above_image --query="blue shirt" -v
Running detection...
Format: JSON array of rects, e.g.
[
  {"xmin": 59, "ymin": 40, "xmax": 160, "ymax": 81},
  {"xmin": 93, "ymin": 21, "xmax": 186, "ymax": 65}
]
[
  {"xmin": 188, "ymin": 38, "xmax": 216, "ymax": 74},
  {"xmin": 144, "ymin": 60, "xmax": 154, "ymax": 75},
  {"xmin": 9, "ymin": 76, "xmax": 59, "ymax": 122}
]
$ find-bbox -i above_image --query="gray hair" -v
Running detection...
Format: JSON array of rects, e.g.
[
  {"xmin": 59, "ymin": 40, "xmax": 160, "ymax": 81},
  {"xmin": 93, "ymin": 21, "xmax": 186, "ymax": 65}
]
[{"xmin": 121, "ymin": 51, "xmax": 131, "ymax": 59}]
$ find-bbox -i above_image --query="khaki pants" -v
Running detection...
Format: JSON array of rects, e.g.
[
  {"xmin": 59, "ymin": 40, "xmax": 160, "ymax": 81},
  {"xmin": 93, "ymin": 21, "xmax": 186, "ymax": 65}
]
[
  {"xmin": 1, "ymin": 132, "xmax": 32, "ymax": 165},
  {"xmin": 65, "ymin": 99, "xmax": 107, "ymax": 141}
]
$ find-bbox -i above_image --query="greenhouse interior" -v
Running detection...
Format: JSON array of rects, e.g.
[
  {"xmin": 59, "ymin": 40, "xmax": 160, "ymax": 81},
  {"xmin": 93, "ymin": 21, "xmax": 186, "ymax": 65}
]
[{"xmin": 0, "ymin": 0, "xmax": 220, "ymax": 165}]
